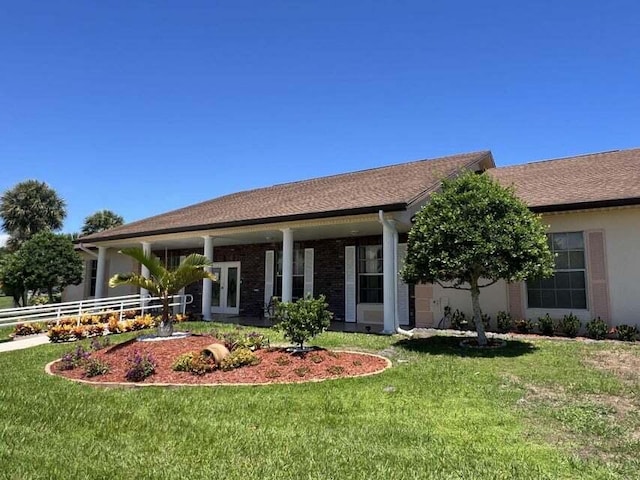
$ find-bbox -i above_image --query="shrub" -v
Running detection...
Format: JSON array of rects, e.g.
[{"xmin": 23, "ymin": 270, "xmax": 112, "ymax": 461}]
[
  {"xmin": 537, "ymin": 314, "xmax": 555, "ymax": 336},
  {"xmin": 273, "ymin": 295, "xmax": 333, "ymax": 349},
  {"xmin": 242, "ymin": 332, "xmax": 269, "ymax": 351},
  {"xmin": 326, "ymin": 365, "xmax": 344, "ymax": 375},
  {"xmin": 615, "ymin": 324, "xmax": 638, "ymax": 342},
  {"xmin": 558, "ymin": 313, "xmax": 581, "ymax": 338},
  {"xmin": 274, "ymin": 355, "xmax": 291, "ymax": 366},
  {"xmin": 172, "ymin": 351, "xmax": 215, "ymax": 376},
  {"xmin": 585, "ymin": 317, "xmax": 609, "ymax": 340},
  {"xmin": 59, "ymin": 345, "xmax": 91, "ymax": 370},
  {"xmin": 309, "ymin": 353, "xmax": 324, "ymax": 364},
  {"xmin": 352, "ymin": 360, "xmax": 362, "ymax": 366},
  {"xmin": 48, "ymin": 325, "xmax": 75, "ymax": 343},
  {"xmin": 294, "ymin": 366, "xmax": 310, "ymax": 377},
  {"xmin": 265, "ymin": 369, "xmax": 282, "ymax": 379},
  {"xmin": 84, "ymin": 358, "xmax": 110, "ymax": 377},
  {"xmin": 84, "ymin": 324, "xmax": 105, "ymax": 338},
  {"xmin": 90, "ymin": 336, "xmax": 111, "ymax": 351},
  {"xmin": 219, "ymin": 348, "xmax": 260, "ymax": 371},
  {"xmin": 496, "ymin": 311, "xmax": 512, "ymax": 333},
  {"xmin": 514, "ymin": 318, "xmax": 534, "ymax": 334},
  {"xmin": 450, "ymin": 309, "xmax": 469, "ymax": 331},
  {"xmin": 125, "ymin": 351, "xmax": 157, "ymax": 382},
  {"xmin": 13, "ymin": 322, "xmax": 44, "ymax": 336}
]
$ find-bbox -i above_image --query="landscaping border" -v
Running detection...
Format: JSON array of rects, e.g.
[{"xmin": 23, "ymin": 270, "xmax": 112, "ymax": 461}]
[{"xmin": 44, "ymin": 350, "xmax": 392, "ymax": 387}]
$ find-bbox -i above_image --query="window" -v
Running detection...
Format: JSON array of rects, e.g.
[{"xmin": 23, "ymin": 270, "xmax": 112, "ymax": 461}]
[
  {"xmin": 358, "ymin": 245, "xmax": 383, "ymax": 303},
  {"xmin": 527, "ymin": 232, "xmax": 587, "ymax": 309},
  {"xmin": 275, "ymin": 249, "xmax": 304, "ymax": 299},
  {"xmin": 88, "ymin": 260, "xmax": 98, "ymax": 297}
]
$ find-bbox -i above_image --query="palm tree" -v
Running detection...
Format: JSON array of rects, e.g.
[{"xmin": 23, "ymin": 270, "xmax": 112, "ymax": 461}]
[
  {"xmin": 109, "ymin": 247, "xmax": 216, "ymax": 337},
  {"xmin": 81, "ymin": 210, "xmax": 124, "ymax": 236},
  {"xmin": 0, "ymin": 180, "xmax": 66, "ymax": 250}
]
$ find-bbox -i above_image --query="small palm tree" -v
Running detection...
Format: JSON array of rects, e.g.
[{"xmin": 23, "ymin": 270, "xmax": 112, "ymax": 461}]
[{"xmin": 109, "ymin": 247, "xmax": 216, "ymax": 337}]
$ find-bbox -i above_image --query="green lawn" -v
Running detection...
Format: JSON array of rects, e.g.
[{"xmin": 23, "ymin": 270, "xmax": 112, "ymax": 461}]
[
  {"xmin": 0, "ymin": 295, "xmax": 13, "ymax": 309},
  {"xmin": 1, "ymin": 322, "xmax": 638, "ymax": 479}
]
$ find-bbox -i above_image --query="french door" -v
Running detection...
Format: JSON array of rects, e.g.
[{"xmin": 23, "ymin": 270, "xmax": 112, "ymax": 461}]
[{"xmin": 211, "ymin": 262, "xmax": 241, "ymax": 315}]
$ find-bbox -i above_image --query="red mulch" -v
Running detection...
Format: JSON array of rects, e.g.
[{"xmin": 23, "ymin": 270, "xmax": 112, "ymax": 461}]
[{"xmin": 51, "ymin": 334, "xmax": 390, "ymax": 385}]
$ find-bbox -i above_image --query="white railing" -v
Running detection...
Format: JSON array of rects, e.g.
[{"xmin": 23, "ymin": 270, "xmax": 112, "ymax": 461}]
[{"xmin": 0, "ymin": 294, "xmax": 193, "ymax": 328}]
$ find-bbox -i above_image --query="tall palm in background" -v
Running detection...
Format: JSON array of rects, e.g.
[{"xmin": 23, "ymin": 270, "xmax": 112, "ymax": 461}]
[
  {"xmin": 0, "ymin": 180, "xmax": 66, "ymax": 250},
  {"xmin": 109, "ymin": 247, "xmax": 216, "ymax": 337},
  {"xmin": 81, "ymin": 209, "xmax": 124, "ymax": 236}
]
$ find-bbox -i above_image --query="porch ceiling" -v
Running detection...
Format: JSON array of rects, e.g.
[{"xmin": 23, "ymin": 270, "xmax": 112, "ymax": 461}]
[{"xmin": 89, "ymin": 213, "xmax": 412, "ymax": 251}]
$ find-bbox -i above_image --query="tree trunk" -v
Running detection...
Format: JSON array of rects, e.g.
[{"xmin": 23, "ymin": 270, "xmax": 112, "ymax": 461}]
[
  {"xmin": 47, "ymin": 286, "xmax": 54, "ymax": 303},
  {"xmin": 157, "ymin": 293, "xmax": 173, "ymax": 337},
  {"xmin": 470, "ymin": 276, "xmax": 488, "ymax": 346}
]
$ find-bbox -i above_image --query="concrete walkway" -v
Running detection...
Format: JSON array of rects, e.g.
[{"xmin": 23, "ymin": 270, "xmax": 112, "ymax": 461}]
[{"xmin": 0, "ymin": 334, "xmax": 50, "ymax": 353}]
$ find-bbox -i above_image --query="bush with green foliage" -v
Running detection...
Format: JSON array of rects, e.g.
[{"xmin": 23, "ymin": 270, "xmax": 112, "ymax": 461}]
[
  {"xmin": 84, "ymin": 358, "xmax": 110, "ymax": 377},
  {"xmin": 585, "ymin": 317, "xmax": 609, "ymax": 340},
  {"xmin": 219, "ymin": 348, "xmax": 260, "ymax": 371},
  {"xmin": 614, "ymin": 324, "xmax": 638, "ymax": 342},
  {"xmin": 514, "ymin": 318, "xmax": 534, "ymax": 334},
  {"xmin": 537, "ymin": 314, "xmax": 555, "ymax": 336},
  {"xmin": 450, "ymin": 309, "xmax": 468, "ymax": 331},
  {"xmin": 558, "ymin": 313, "xmax": 581, "ymax": 337},
  {"xmin": 401, "ymin": 171, "xmax": 554, "ymax": 346},
  {"xmin": 172, "ymin": 351, "xmax": 215, "ymax": 376},
  {"xmin": 273, "ymin": 295, "xmax": 333, "ymax": 349},
  {"xmin": 217, "ymin": 329, "xmax": 269, "ymax": 352},
  {"xmin": 496, "ymin": 311, "xmax": 512, "ymax": 333}
]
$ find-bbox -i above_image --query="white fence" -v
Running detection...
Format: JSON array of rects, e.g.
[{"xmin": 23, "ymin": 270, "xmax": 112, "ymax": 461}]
[{"xmin": 0, "ymin": 294, "xmax": 193, "ymax": 328}]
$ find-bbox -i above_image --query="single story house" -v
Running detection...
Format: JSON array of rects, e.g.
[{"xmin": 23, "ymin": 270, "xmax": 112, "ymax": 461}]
[{"xmin": 67, "ymin": 148, "xmax": 640, "ymax": 332}]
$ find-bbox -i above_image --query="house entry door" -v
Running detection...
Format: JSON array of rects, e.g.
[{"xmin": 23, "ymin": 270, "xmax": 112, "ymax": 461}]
[{"xmin": 211, "ymin": 262, "xmax": 241, "ymax": 315}]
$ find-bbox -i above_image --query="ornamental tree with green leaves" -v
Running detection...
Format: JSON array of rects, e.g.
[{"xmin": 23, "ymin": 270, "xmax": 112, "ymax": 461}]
[
  {"xmin": 0, "ymin": 180, "xmax": 66, "ymax": 250},
  {"xmin": 18, "ymin": 231, "xmax": 83, "ymax": 303},
  {"xmin": 109, "ymin": 248, "xmax": 216, "ymax": 337},
  {"xmin": 81, "ymin": 210, "xmax": 124, "ymax": 236},
  {"xmin": 0, "ymin": 252, "xmax": 27, "ymax": 307},
  {"xmin": 273, "ymin": 295, "xmax": 333, "ymax": 350},
  {"xmin": 401, "ymin": 171, "xmax": 554, "ymax": 346}
]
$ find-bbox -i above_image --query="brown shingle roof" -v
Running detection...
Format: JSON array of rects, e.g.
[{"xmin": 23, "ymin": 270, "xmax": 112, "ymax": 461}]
[
  {"xmin": 81, "ymin": 151, "xmax": 492, "ymax": 242},
  {"xmin": 489, "ymin": 148, "xmax": 640, "ymax": 211}
]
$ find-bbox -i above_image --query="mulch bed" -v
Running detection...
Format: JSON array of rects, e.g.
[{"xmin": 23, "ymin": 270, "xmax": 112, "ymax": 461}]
[{"xmin": 48, "ymin": 334, "xmax": 390, "ymax": 386}]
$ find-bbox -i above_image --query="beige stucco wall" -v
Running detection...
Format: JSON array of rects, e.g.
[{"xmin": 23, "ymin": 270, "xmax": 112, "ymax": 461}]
[
  {"xmin": 62, "ymin": 249, "xmax": 136, "ymax": 303},
  {"xmin": 413, "ymin": 206, "xmax": 640, "ymax": 328},
  {"xmin": 414, "ymin": 279, "xmax": 510, "ymax": 328},
  {"xmin": 525, "ymin": 207, "xmax": 640, "ymax": 327}
]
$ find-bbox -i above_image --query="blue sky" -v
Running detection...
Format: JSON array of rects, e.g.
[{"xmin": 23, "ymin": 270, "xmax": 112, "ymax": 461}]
[{"xmin": 1, "ymin": 0, "xmax": 638, "ymax": 238}]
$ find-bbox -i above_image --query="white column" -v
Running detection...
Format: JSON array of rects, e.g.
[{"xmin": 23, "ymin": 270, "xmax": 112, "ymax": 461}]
[
  {"xmin": 94, "ymin": 246, "xmax": 108, "ymax": 298},
  {"xmin": 281, "ymin": 228, "xmax": 294, "ymax": 303},
  {"xmin": 380, "ymin": 214, "xmax": 397, "ymax": 334},
  {"xmin": 140, "ymin": 242, "xmax": 151, "ymax": 298},
  {"xmin": 202, "ymin": 236, "xmax": 214, "ymax": 320}
]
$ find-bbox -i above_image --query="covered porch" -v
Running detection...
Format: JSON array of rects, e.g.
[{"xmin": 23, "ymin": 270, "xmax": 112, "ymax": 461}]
[{"xmin": 86, "ymin": 211, "xmax": 414, "ymax": 334}]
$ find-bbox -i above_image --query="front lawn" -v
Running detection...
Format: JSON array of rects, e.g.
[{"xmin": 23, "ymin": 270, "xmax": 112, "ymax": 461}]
[{"xmin": 0, "ymin": 322, "xmax": 638, "ymax": 479}]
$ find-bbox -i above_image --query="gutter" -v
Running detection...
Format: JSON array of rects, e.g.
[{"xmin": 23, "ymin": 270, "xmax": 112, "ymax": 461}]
[{"xmin": 77, "ymin": 243, "xmax": 98, "ymax": 259}]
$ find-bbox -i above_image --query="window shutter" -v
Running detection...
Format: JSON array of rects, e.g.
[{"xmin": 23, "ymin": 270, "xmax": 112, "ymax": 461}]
[
  {"xmin": 264, "ymin": 250, "xmax": 275, "ymax": 309},
  {"xmin": 507, "ymin": 282, "xmax": 525, "ymax": 320},
  {"xmin": 303, "ymin": 248, "xmax": 314, "ymax": 297},
  {"xmin": 586, "ymin": 230, "xmax": 611, "ymax": 321},
  {"xmin": 396, "ymin": 243, "xmax": 410, "ymax": 326},
  {"xmin": 345, "ymin": 246, "xmax": 356, "ymax": 322}
]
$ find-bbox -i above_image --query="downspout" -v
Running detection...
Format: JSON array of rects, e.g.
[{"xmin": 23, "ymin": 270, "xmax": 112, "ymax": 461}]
[{"xmin": 378, "ymin": 210, "xmax": 414, "ymax": 337}]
